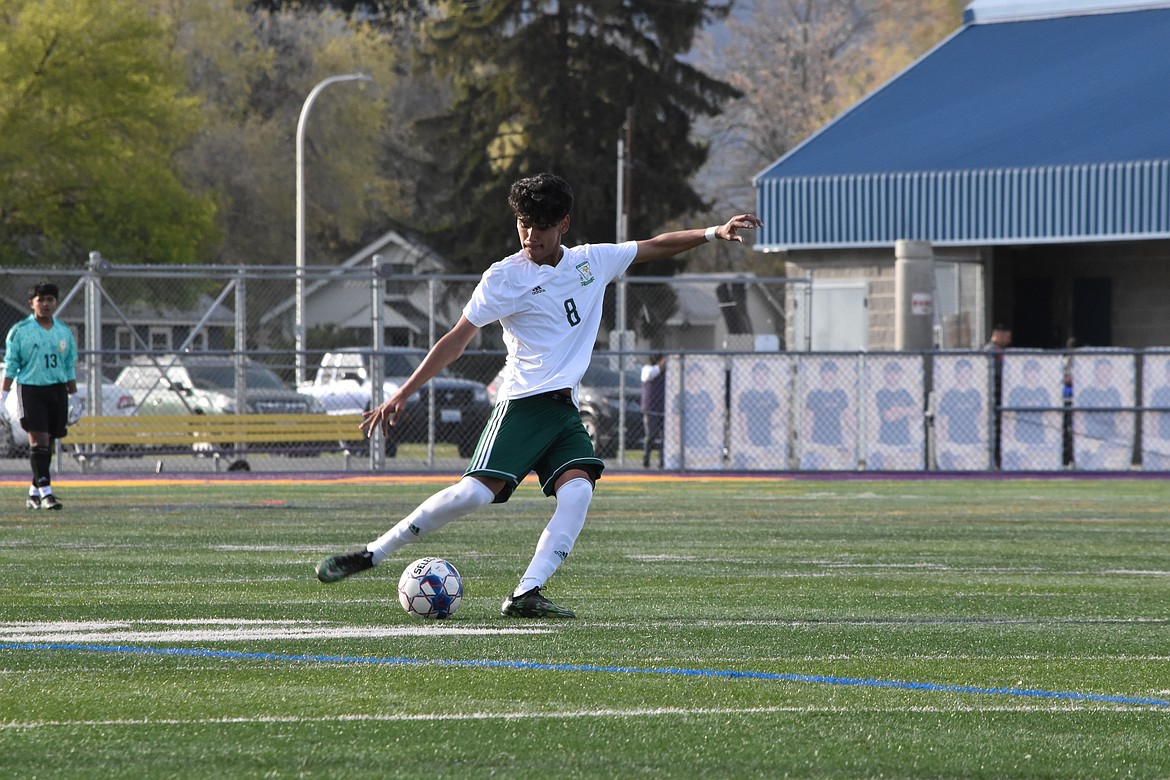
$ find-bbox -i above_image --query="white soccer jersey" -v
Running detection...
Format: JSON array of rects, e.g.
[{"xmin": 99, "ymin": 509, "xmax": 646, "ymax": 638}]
[{"xmin": 464, "ymin": 241, "xmax": 638, "ymax": 405}]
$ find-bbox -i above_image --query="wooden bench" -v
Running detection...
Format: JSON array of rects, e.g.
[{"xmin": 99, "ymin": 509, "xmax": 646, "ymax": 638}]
[{"xmin": 67, "ymin": 413, "xmax": 368, "ymax": 472}]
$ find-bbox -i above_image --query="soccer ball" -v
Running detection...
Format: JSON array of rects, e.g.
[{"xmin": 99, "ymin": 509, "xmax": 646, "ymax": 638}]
[{"xmin": 398, "ymin": 557, "xmax": 463, "ymax": 619}]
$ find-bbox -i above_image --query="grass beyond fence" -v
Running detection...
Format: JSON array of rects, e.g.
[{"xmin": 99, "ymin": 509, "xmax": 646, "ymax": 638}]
[{"xmin": 2, "ymin": 476, "xmax": 1169, "ymax": 778}]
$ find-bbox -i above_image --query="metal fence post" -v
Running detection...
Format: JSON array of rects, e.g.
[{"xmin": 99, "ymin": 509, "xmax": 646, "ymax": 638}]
[
  {"xmin": 370, "ymin": 255, "xmax": 386, "ymax": 471},
  {"xmin": 78, "ymin": 251, "xmax": 107, "ymax": 473},
  {"xmin": 427, "ymin": 278, "xmax": 437, "ymax": 466},
  {"xmin": 615, "ymin": 277, "xmax": 628, "ymax": 467},
  {"xmin": 234, "ymin": 274, "xmax": 247, "ymax": 414},
  {"xmin": 234, "ymin": 272, "xmax": 247, "ymax": 464},
  {"xmin": 85, "ymin": 252, "xmax": 105, "ymax": 425},
  {"xmin": 678, "ymin": 353, "xmax": 687, "ymax": 471}
]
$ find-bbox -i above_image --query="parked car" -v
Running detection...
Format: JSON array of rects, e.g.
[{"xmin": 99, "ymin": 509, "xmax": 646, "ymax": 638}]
[
  {"xmin": 116, "ymin": 355, "xmax": 323, "ymax": 416},
  {"xmin": 487, "ymin": 357, "xmax": 643, "ymax": 457},
  {"xmin": 113, "ymin": 355, "xmax": 326, "ymax": 455},
  {"xmin": 0, "ymin": 361, "xmax": 135, "ymax": 458},
  {"xmin": 299, "ymin": 348, "xmax": 492, "ymax": 458}
]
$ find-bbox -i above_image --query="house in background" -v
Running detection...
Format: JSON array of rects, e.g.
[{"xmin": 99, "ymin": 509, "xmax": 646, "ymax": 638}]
[
  {"xmin": 654, "ymin": 274, "xmax": 787, "ymax": 353},
  {"xmin": 103, "ymin": 297, "xmax": 235, "ymax": 357},
  {"xmin": 753, "ymin": 0, "xmax": 1170, "ymax": 350},
  {"xmin": 261, "ymin": 230, "xmax": 454, "ymax": 350}
]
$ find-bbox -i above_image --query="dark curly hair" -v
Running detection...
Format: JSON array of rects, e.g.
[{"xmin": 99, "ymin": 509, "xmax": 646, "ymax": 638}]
[
  {"xmin": 28, "ymin": 281, "xmax": 59, "ymax": 300},
  {"xmin": 508, "ymin": 173, "xmax": 573, "ymax": 228}
]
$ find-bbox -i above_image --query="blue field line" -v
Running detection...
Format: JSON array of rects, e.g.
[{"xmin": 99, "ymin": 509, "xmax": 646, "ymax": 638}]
[{"xmin": 4, "ymin": 641, "xmax": 1169, "ymax": 709}]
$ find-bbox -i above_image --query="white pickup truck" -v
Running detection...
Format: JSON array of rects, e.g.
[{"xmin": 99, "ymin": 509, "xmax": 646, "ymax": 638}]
[{"xmin": 299, "ymin": 348, "xmax": 492, "ymax": 457}]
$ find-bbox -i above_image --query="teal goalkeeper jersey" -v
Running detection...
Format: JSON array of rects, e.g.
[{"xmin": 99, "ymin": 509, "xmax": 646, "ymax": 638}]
[{"xmin": 4, "ymin": 316, "xmax": 77, "ymax": 386}]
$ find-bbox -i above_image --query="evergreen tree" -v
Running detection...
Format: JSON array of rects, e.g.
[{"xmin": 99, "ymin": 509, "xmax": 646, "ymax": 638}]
[{"xmin": 413, "ymin": 0, "xmax": 738, "ymax": 272}]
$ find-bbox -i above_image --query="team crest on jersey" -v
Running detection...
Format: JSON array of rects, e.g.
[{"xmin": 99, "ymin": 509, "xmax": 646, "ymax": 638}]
[
  {"xmin": 57, "ymin": 339, "xmax": 68, "ymax": 352},
  {"xmin": 575, "ymin": 260, "xmax": 595, "ymax": 287}
]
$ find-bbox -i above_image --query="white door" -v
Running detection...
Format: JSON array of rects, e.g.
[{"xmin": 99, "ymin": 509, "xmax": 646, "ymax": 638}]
[{"xmin": 794, "ymin": 280, "xmax": 868, "ymax": 351}]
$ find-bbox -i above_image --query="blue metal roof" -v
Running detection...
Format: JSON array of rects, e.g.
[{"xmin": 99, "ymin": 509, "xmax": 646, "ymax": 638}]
[{"xmin": 753, "ymin": 4, "xmax": 1170, "ymax": 250}]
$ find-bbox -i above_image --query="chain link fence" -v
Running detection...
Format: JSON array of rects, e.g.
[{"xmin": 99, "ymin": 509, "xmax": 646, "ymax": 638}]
[{"xmin": 1, "ymin": 262, "xmax": 1165, "ymax": 474}]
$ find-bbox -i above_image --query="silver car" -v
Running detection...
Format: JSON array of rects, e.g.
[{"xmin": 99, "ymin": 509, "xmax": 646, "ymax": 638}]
[{"xmin": 115, "ymin": 355, "xmax": 323, "ymax": 417}]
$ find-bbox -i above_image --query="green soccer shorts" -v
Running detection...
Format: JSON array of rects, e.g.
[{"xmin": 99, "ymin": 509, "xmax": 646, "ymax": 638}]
[{"xmin": 464, "ymin": 393, "xmax": 605, "ymax": 503}]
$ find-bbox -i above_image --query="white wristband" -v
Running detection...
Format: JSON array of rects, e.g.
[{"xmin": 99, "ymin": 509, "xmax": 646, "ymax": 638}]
[{"xmin": 704, "ymin": 226, "xmax": 719, "ymax": 242}]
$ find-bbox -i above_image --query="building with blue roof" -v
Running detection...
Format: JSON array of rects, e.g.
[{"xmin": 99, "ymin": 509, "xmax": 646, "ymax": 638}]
[{"xmin": 753, "ymin": 0, "xmax": 1170, "ymax": 350}]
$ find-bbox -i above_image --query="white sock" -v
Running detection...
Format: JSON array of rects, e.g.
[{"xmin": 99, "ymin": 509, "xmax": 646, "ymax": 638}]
[
  {"xmin": 514, "ymin": 478, "xmax": 592, "ymax": 597},
  {"xmin": 367, "ymin": 477, "xmax": 495, "ymax": 564}
]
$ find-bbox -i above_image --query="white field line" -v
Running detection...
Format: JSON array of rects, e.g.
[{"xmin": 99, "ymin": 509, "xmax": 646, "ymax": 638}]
[
  {"xmin": 586, "ymin": 617, "xmax": 1170, "ymax": 629},
  {"xmin": 4, "ymin": 702, "xmax": 1163, "ymax": 731},
  {"xmin": 623, "ymin": 556, "xmax": 1170, "ymax": 576},
  {"xmin": 0, "ymin": 620, "xmax": 551, "ymax": 643}
]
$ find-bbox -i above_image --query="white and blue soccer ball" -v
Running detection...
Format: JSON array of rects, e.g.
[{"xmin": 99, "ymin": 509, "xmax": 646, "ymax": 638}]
[{"xmin": 398, "ymin": 557, "xmax": 463, "ymax": 619}]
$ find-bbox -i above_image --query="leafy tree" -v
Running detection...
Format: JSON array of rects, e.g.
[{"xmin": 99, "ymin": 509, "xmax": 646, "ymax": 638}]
[
  {"xmin": 690, "ymin": 0, "xmax": 964, "ymax": 273},
  {"xmin": 168, "ymin": 1, "xmax": 435, "ymax": 266},
  {"xmin": 0, "ymin": 0, "xmax": 218, "ymax": 266},
  {"xmin": 411, "ymin": 0, "xmax": 740, "ymax": 273}
]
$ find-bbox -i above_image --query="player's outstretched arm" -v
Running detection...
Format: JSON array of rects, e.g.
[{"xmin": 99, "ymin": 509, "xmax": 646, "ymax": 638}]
[
  {"xmin": 632, "ymin": 213, "xmax": 762, "ymax": 265},
  {"xmin": 360, "ymin": 316, "xmax": 480, "ymax": 437}
]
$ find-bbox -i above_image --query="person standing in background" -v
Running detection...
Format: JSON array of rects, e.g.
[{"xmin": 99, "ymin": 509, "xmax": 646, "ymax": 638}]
[
  {"xmin": 2, "ymin": 281, "xmax": 77, "ymax": 510},
  {"xmin": 984, "ymin": 324, "xmax": 1011, "ymax": 467},
  {"xmin": 640, "ymin": 353, "xmax": 666, "ymax": 468}
]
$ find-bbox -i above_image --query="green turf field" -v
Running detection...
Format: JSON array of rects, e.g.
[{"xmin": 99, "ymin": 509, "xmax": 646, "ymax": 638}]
[{"xmin": 2, "ymin": 476, "xmax": 1169, "ymax": 778}]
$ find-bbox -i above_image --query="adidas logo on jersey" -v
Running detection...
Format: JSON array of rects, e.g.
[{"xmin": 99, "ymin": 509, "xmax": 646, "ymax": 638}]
[{"xmin": 530, "ymin": 285, "xmax": 546, "ymax": 295}]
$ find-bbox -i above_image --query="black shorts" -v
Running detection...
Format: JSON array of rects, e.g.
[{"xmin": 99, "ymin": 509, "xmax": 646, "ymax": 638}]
[{"xmin": 15, "ymin": 383, "xmax": 70, "ymax": 439}]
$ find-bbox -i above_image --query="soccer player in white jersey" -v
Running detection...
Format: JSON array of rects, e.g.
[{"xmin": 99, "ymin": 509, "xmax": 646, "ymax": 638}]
[
  {"xmin": 316, "ymin": 173, "xmax": 761, "ymax": 617},
  {"xmin": 2, "ymin": 281, "xmax": 78, "ymax": 510}
]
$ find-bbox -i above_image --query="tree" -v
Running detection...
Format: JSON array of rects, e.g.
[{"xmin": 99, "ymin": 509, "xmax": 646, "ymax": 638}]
[
  {"xmin": 411, "ymin": 0, "xmax": 740, "ymax": 273},
  {"xmin": 0, "ymin": 0, "xmax": 218, "ymax": 266},
  {"xmin": 167, "ymin": 1, "xmax": 438, "ymax": 266},
  {"xmin": 690, "ymin": 0, "xmax": 965, "ymax": 272},
  {"xmin": 169, "ymin": 4, "xmax": 373, "ymax": 265}
]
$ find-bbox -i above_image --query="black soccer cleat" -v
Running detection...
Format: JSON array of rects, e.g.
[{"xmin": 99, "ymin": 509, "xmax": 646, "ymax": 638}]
[
  {"xmin": 315, "ymin": 550, "xmax": 374, "ymax": 583},
  {"xmin": 40, "ymin": 495, "xmax": 62, "ymax": 510},
  {"xmin": 500, "ymin": 588, "xmax": 577, "ymax": 619}
]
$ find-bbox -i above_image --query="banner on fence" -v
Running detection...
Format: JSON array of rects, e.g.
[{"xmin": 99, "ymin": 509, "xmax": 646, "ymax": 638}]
[
  {"xmin": 1141, "ymin": 352, "xmax": 1170, "ymax": 471},
  {"xmin": 931, "ymin": 354, "xmax": 990, "ymax": 471},
  {"xmin": 864, "ymin": 355, "xmax": 925, "ymax": 471},
  {"xmin": 728, "ymin": 355, "xmax": 792, "ymax": 470},
  {"xmin": 796, "ymin": 356, "xmax": 858, "ymax": 470},
  {"xmin": 1072, "ymin": 353, "xmax": 1134, "ymax": 470},
  {"xmin": 1000, "ymin": 353, "xmax": 1064, "ymax": 471},
  {"xmin": 664, "ymin": 355, "xmax": 727, "ymax": 470}
]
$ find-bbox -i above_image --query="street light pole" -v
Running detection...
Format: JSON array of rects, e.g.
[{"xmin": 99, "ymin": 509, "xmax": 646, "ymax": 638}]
[{"xmin": 295, "ymin": 72, "xmax": 372, "ymax": 386}]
